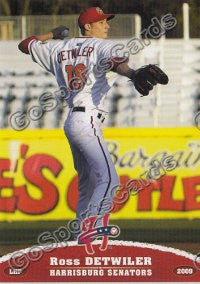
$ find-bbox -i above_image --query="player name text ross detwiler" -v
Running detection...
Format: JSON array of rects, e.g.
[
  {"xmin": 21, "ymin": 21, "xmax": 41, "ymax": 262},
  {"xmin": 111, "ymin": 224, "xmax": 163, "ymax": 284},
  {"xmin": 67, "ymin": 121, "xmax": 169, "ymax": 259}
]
[{"xmin": 50, "ymin": 256, "xmax": 152, "ymax": 266}]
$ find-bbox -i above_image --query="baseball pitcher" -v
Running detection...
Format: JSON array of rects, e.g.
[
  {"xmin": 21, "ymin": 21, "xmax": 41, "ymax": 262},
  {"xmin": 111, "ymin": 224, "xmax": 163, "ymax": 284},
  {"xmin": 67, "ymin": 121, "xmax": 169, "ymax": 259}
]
[{"xmin": 18, "ymin": 7, "xmax": 168, "ymax": 239}]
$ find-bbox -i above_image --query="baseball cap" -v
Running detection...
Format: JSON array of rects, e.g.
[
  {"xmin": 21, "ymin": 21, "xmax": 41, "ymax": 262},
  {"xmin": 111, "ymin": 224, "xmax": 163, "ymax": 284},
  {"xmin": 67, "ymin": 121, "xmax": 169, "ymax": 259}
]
[{"xmin": 78, "ymin": 7, "xmax": 115, "ymax": 27}]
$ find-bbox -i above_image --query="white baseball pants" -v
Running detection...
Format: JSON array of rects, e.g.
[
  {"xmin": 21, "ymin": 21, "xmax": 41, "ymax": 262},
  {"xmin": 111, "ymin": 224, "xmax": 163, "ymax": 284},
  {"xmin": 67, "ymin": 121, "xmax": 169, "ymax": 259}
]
[{"xmin": 64, "ymin": 108, "xmax": 119, "ymax": 238}]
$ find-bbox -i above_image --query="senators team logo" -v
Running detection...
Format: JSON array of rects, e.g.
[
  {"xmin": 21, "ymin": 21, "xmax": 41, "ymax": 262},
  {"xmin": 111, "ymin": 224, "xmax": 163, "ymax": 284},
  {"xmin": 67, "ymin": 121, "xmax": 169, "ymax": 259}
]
[
  {"xmin": 96, "ymin": 7, "xmax": 104, "ymax": 14},
  {"xmin": 78, "ymin": 213, "xmax": 120, "ymax": 254}
]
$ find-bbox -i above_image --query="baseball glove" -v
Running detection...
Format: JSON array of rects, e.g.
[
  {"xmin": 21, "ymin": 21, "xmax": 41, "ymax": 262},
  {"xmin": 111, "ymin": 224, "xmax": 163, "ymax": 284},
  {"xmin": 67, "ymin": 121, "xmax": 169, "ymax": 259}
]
[
  {"xmin": 51, "ymin": 26, "xmax": 69, "ymax": 40},
  {"xmin": 130, "ymin": 64, "xmax": 169, "ymax": 96}
]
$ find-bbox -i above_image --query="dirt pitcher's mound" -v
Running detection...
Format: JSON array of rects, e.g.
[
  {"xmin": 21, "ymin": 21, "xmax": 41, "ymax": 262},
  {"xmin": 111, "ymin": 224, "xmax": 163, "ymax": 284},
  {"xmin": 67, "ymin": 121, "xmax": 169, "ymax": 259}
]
[{"xmin": 0, "ymin": 240, "xmax": 200, "ymax": 282}]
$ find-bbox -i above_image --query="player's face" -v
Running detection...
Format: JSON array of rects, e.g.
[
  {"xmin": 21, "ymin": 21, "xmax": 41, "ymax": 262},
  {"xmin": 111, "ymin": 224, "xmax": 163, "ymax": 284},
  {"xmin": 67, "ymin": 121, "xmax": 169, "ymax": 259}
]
[{"xmin": 90, "ymin": 19, "xmax": 110, "ymax": 38}]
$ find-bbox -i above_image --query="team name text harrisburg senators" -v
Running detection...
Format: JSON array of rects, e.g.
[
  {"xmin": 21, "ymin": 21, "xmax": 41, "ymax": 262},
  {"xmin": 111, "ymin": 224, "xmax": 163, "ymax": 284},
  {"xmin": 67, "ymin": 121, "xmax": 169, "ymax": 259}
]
[{"xmin": 49, "ymin": 256, "xmax": 152, "ymax": 277}]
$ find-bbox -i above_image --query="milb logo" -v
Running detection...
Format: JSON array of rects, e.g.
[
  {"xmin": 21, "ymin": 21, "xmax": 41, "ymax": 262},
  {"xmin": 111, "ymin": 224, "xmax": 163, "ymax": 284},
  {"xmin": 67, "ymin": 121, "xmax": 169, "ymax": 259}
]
[{"xmin": 78, "ymin": 214, "xmax": 120, "ymax": 254}]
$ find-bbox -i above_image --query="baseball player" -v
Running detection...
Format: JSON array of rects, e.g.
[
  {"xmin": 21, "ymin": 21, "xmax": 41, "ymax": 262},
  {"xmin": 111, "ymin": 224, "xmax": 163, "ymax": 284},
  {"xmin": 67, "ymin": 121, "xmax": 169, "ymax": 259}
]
[{"xmin": 18, "ymin": 7, "xmax": 168, "ymax": 239}]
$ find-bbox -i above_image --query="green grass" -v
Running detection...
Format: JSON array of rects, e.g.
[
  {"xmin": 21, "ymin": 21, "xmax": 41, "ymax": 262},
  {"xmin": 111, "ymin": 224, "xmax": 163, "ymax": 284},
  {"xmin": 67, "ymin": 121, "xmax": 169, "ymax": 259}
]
[{"xmin": 1, "ymin": 219, "xmax": 200, "ymax": 244}]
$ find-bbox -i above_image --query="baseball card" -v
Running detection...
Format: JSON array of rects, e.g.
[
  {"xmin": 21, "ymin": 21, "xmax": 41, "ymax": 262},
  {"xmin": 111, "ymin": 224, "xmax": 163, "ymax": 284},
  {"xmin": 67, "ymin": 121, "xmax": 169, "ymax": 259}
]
[{"xmin": 0, "ymin": 0, "xmax": 200, "ymax": 283}]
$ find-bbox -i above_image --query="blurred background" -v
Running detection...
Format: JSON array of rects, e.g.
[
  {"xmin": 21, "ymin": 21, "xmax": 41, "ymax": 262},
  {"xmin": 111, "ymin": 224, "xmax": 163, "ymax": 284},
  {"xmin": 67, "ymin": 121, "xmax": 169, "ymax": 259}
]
[{"xmin": 0, "ymin": 0, "xmax": 200, "ymax": 259}]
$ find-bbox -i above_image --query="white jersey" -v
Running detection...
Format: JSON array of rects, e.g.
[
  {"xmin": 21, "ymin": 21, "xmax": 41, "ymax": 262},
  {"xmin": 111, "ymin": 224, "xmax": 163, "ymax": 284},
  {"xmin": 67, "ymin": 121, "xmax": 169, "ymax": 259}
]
[{"xmin": 28, "ymin": 37, "xmax": 122, "ymax": 111}]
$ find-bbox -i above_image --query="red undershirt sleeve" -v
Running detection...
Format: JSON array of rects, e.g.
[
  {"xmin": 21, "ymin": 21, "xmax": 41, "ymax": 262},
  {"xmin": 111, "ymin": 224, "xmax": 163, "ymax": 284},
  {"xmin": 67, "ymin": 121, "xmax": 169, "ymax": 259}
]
[
  {"xmin": 110, "ymin": 56, "xmax": 129, "ymax": 71},
  {"xmin": 18, "ymin": 36, "xmax": 39, "ymax": 54}
]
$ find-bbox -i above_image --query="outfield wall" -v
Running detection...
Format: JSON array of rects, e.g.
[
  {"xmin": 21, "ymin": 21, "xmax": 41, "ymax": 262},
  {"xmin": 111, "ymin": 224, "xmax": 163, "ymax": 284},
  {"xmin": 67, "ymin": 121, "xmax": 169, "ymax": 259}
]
[{"xmin": 0, "ymin": 127, "xmax": 199, "ymax": 222}]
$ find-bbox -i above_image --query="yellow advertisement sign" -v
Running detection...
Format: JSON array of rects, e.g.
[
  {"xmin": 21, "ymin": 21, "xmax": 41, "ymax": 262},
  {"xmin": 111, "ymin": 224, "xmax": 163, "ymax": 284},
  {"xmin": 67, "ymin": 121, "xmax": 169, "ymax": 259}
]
[{"xmin": 0, "ymin": 127, "xmax": 199, "ymax": 221}]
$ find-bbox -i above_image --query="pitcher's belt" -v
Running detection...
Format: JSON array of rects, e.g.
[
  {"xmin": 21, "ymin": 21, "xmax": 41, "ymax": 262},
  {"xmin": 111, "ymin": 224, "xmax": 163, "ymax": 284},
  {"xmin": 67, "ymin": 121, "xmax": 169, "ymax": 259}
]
[{"xmin": 72, "ymin": 106, "xmax": 105, "ymax": 123}]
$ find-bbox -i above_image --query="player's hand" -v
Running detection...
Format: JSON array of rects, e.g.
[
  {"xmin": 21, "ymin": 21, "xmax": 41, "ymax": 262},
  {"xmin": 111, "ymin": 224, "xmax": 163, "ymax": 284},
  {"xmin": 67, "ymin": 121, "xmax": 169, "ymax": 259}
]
[
  {"xmin": 51, "ymin": 26, "xmax": 69, "ymax": 40},
  {"xmin": 130, "ymin": 64, "xmax": 169, "ymax": 96}
]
